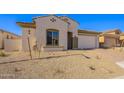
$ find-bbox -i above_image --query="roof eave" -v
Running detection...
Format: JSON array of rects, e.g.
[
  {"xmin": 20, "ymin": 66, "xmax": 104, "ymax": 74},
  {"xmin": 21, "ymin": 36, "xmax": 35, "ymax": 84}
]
[{"xmin": 16, "ymin": 22, "xmax": 36, "ymax": 28}]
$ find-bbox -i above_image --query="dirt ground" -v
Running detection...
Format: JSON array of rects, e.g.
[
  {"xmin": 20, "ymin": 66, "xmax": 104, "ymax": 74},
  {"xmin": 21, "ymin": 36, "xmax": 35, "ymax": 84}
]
[{"xmin": 0, "ymin": 48, "xmax": 124, "ymax": 79}]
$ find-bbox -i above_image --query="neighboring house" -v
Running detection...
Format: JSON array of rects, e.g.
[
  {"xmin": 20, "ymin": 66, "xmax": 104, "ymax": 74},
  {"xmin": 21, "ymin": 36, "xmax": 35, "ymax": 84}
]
[
  {"xmin": 120, "ymin": 33, "xmax": 124, "ymax": 40},
  {"xmin": 99, "ymin": 29, "xmax": 121, "ymax": 48},
  {"xmin": 17, "ymin": 15, "xmax": 100, "ymax": 51},
  {"xmin": 0, "ymin": 29, "xmax": 20, "ymax": 50},
  {"xmin": 120, "ymin": 33, "xmax": 124, "ymax": 46}
]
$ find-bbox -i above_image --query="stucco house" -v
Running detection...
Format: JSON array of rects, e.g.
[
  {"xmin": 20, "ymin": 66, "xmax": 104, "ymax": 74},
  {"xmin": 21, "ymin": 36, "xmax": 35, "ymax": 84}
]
[
  {"xmin": 0, "ymin": 29, "xmax": 20, "ymax": 51},
  {"xmin": 17, "ymin": 15, "xmax": 100, "ymax": 52},
  {"xmin": 1, "ymin": 15, "xmax": 124, "ymax": 52},
  {"xmin": 99, "ymin": 29, "xmax": 121, "ymax": 48},
  {"xmin": 120, "ymin": 33, "xmax": 124, "ymax": 46}
]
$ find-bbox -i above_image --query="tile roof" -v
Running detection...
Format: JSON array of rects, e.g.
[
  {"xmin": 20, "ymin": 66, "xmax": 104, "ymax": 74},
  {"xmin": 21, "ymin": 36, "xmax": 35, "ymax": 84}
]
[{"xmin": 16, "ymin": 22, "xmax": 36, "ymax": 28}]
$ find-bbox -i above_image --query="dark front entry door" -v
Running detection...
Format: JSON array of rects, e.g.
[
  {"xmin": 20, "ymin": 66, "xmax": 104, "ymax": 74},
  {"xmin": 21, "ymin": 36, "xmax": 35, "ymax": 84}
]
[{"xmin": 68, "ymin": 32, "xmax": 73, "ymax": 49}]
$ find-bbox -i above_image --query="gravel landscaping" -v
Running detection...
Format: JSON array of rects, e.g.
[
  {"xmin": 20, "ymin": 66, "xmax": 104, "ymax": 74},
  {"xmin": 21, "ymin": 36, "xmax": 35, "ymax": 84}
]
[{"xmin": 0, "ymin": 48, "xmax": 124, "ymax": 79}]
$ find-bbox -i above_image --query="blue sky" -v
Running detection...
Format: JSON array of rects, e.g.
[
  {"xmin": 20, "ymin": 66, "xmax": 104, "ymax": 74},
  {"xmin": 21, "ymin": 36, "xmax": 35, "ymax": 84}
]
[{"xmin": 0, "ymin": 14, "xmax": 124, "ymax": 35}]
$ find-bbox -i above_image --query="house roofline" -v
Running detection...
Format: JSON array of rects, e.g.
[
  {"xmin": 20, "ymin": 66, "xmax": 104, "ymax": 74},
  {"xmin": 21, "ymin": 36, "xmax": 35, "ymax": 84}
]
[
  {"xmin": 78, "ymin": 29, "xmax": 101, "ymax": 35},
  {"xmin": 59, "ymin": 16, "xmax": 80, "ymax": 25},
  {"xmin": 16, "ymin": 22, "xmax": 36, "ymax": 28},
  {"xmin": 32, "ymin": 14, "xmax": 69, "ymax": 24},
  {"xmin": 0, "ymin": 29, "xmax": 20, "ymax": 37},
  {"xmin": 101, "ymin": 28, "xmax": 122, "ymax": 34}
]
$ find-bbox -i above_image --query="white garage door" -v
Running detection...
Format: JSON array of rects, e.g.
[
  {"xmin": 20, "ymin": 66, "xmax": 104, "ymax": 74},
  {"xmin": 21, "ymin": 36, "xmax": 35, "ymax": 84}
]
[{"xmin": 78, "ymin": 35, "xmax": 97, "ymax": 49}]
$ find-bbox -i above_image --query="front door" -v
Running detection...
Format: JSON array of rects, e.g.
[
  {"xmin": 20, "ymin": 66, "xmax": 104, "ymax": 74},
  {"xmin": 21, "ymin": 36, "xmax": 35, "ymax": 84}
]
[{"xmin": 68, "ymin": 32, "xmax": 73, "ymax": 49}]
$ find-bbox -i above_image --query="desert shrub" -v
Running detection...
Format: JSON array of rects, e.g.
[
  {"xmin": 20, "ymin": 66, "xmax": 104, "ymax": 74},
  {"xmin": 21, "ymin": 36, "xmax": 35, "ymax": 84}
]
[
  {"xmin": 53, "ymin": 69, "xmax": 65, "ymax": 77},
  {"xmin": 119, "ymin": 48, "xmax": 123, "ymax": 52},
  {"xmin": 15, "ymin": 67, "xmax": 22, "ymax": 72},
  {"xmin": 96, "ymin": 55, "xmax": 101, "ymax": 60},
  {"xmin": 0, "ymin": 51, "xmax": 7, "ymax": 57},
  {"xmin": 55, "ymin": 69, "xmax": 65, "ymax": 74},
  {"xmin": 89, "ymin": 66, "xmax": 96, "ymax": 70}
]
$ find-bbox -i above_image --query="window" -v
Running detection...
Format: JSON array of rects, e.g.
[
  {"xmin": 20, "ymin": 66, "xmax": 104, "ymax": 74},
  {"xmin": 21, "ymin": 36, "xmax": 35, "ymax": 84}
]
[{"xmin": 47, "ymin": 29, "xmax": 59, "ymax": 46}]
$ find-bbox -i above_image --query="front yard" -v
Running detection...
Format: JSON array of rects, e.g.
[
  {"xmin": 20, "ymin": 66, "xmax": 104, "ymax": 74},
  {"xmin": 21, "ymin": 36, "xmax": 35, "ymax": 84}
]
[{"xmin": 0, "ymin": 48, "xmax": 124, "ymax": 79}]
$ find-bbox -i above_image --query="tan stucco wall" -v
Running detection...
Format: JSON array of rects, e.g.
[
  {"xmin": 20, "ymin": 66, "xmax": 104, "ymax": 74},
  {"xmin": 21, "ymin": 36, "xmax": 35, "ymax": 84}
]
[
  {"xmin": 99, "ymin": 36, "xmax": 104, "ymax": 43},
  {"xmin": 60, "ymin": 16, "xmax": 79, "ymax": 37},
  {"xmin": 2, "ymin": 32, "xmax": 19, "ymax": 39},
  {"xmin": 0, "ymin": 31, "xmax": 3, "ymax": 48},
  {"xmin": 120, "ymin": 36, "xmax": 124, "ymax": 40},
  {"xmin": 0, "ymin": 31, "xmax": 20, "ymax": 49},
  {"xmin": 4, "ymin": 39, "xmax": 21, "ymax": 52},
  {"xmin": 107, "ymin": 32, "xmax": 116, "ymax": 35},
  {"xmin": 59, "ymin": 16, "xmax": 79, "ymax": 49},
  {"xmin": 34, "ymin": 16, "xmax": 68, "ymax": 51},
  {"xmin": 78, "ymin": 34, "xmax": 99, "ymax": 49},
  {"xmin": 21, "ymin": 28, "xmax": 36, "ymax": 51}
]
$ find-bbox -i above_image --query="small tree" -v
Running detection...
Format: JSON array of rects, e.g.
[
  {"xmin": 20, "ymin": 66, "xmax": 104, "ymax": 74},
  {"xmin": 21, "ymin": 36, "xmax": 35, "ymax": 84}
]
[{"xmin": 27, "ymin": 37, "xmax": 32, "ymax": 59}]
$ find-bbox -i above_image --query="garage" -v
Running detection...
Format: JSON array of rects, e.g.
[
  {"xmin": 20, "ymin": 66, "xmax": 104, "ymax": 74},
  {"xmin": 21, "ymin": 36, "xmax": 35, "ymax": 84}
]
[{"xmin": 78, "ymin": 30, "xmax": 100, "ymax": 49}]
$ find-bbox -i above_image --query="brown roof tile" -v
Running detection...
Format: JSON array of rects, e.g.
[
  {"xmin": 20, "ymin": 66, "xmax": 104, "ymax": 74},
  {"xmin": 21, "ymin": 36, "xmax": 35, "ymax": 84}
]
[{"xmin": 16, "ymin": 22, "xmax": 36, "ymax": 28}]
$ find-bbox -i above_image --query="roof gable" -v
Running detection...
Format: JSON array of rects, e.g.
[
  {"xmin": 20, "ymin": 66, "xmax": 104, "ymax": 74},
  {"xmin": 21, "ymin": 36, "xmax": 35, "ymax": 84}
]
[
  {"xmin": 59, "ymin": 16, "xmax": 79, "ymax": 25},
  {"xmin": 120, "ymin": 33, "xmax": 124, "ymax": 36},
  {"xmin": 33, "ymin": 15, "xmax": 68, "ymax": 24},
  {"xmin": 0, "ymin": 29, "xmax": 20, "ymax": 37},
  {"xmin": 102, "ymin": 29, "xmax": 121, "ymax": 35}
]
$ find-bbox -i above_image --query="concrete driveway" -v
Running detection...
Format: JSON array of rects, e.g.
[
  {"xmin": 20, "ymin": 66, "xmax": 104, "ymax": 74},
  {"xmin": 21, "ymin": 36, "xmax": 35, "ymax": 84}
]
[
  {"xmin": 116, "ymin": 62, "xmax": 124, "ymax": 68},
  {"xmin": 115, "ymin": 61, "xmax": 124, "ymax": 79}
]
